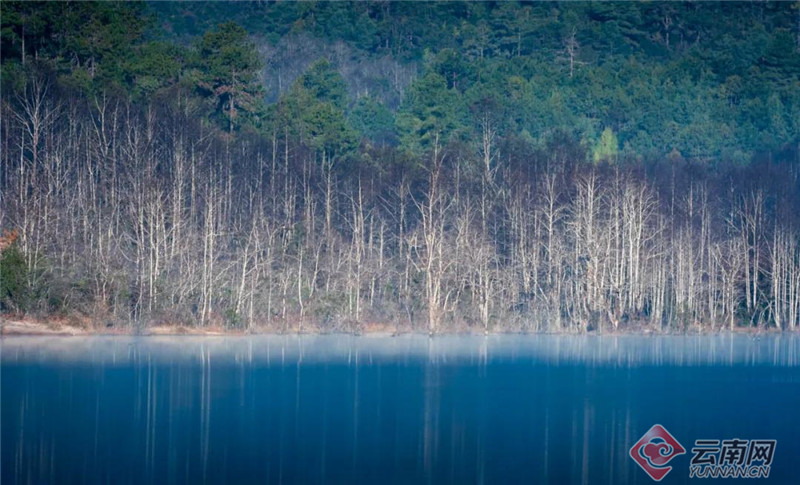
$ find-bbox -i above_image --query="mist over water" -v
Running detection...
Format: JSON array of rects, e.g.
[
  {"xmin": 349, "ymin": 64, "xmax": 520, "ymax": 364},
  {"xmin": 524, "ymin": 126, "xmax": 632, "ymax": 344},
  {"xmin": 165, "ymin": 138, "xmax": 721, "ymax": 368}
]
[{"xmin": 2, "ymin": 335, "xmax": 799, "ymax": 484}]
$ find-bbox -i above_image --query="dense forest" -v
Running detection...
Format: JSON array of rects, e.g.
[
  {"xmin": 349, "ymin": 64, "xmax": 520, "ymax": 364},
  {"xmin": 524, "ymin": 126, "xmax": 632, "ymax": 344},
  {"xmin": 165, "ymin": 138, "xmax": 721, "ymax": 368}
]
[{"xmin": 1, "ymin": 1, "xmax": 800, "ymax": 333}]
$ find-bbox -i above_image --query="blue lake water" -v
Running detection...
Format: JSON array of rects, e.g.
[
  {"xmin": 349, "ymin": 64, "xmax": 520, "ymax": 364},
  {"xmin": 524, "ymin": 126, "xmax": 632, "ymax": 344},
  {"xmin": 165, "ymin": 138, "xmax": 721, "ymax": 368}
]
[{"xmin": 2, "ymin": 335, "xmax": 799, "ymax": 484}]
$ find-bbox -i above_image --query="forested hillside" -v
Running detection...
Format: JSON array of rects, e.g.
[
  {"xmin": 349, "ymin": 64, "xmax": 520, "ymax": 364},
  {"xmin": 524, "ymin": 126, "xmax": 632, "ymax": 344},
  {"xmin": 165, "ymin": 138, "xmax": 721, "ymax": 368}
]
[{"xmin": 1, "ymin": 1, "xmax": 800, "ymax": 333}]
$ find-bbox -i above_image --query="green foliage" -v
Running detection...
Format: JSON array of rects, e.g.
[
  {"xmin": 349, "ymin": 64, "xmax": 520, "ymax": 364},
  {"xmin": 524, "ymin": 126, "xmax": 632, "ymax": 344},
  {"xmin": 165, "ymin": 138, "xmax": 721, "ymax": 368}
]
[
  {"xmin": 194, "ymin": 21, "xmax": 264, "ymax": 132},
  {"xmin": 300, "ymin": 59, "xmax": 349, "ymax": 110},
  {"xmin": 0, "ymin": 244, "xmax": 28, "ymax": 313},
  {"xmin": 128, "ymin": 42, "xmax": 187, "ymax": 99},
  {"xmin": 426, "ymin": 49, "xmax": 474, "ymax": 91},
  {"xmin": 593, "ymin": 127, "xmax": 619, "ymax": 163},
  {"xmin": 396, "ymin": 72, "xmax": 466, "ymax": 155},
  {"xmin": 2, "ymin": 2, "xmax": 151, "ymax": 92},
  {"xmin": 3, "ymin": 1, "xmax": 800, "ymax": 161},
  {"xmin": 304, "ymin": 101, "xmax": 357, "ymax": 156},
  {"xmin": 349, "ymin": 96, "xmax": 396, "ymax": 145},
  {"xmin": 277, "ymin": 60, "xmax": 358, "ymax": 158},
  {"xmin": 223, "ymin": 307, "xmax": 243, "ymax": 328}
]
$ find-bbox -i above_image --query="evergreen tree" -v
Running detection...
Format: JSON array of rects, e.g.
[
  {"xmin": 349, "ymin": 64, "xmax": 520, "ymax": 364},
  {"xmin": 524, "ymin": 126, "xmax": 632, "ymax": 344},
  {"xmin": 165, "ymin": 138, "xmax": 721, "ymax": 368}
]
[
  {"xmin": 593, "ymin": 127, "xmax": 619, "ymax": 163},
  {"xmin": 396, "ymin": 72, "xmax": 465, "ymax": 155},
  {"xmin": 195, "ymin": 21, "xmax": 263, "ymax": 132}
]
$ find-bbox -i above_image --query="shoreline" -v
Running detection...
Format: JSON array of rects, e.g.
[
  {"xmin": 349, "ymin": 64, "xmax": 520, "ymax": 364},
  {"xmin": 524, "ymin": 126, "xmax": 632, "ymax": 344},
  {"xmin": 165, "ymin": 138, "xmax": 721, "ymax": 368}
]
[{"xmin": 0, "ymin": 315, "xmax": 788, "ymax": 338}]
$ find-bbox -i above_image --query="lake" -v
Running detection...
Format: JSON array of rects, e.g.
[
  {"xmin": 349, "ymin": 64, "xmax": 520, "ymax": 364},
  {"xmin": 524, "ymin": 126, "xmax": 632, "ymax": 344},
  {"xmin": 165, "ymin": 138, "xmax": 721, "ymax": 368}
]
[{"xmin": 2, "ymin": 335, "xmax": 799, "ymax": 484}]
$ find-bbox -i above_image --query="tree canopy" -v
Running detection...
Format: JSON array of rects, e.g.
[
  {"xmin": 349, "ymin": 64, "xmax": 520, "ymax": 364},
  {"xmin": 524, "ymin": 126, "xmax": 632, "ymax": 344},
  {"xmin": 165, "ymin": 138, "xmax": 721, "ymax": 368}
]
[{"xmin": 2, "ymin": 1, "xmax": 798, "ymax": 158}]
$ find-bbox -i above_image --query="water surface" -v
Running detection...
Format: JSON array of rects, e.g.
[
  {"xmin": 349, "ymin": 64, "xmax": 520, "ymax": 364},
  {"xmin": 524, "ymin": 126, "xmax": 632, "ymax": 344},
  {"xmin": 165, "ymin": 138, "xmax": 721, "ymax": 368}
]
[{"xmin": 2, "ymin": 334, "xmax": 799, "ymax": 484}]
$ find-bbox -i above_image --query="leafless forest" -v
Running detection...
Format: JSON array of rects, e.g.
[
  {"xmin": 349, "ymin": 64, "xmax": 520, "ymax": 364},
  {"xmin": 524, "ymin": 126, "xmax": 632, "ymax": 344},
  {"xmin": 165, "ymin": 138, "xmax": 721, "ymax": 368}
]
[{"xmin": 2, "ymin": 77, "xmax": 800, "ymax": 333}]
